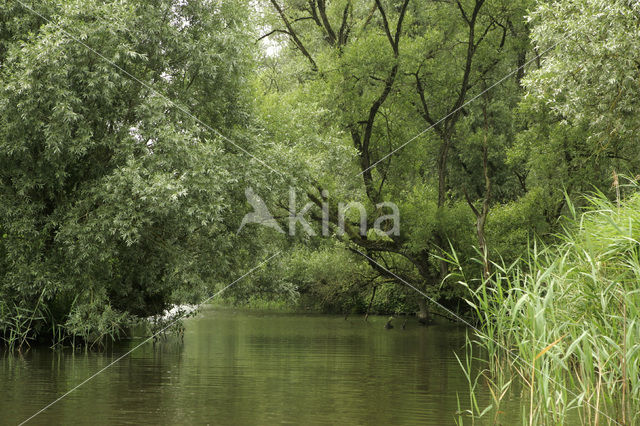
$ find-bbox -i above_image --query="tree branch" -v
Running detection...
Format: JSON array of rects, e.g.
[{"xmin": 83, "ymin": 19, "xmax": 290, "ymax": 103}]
[
  {"xmin": 270, "ymin": 0, "xmax": 318, "ymax": 70},
  {"xmin": 455, "ymin": 0, "xmax": 469, "ymax": 24},
  {"xmin": 257, "ymin": 28, "xmax": 290, "ymax": 42},
  {"xmin": 413, "ymin": 71, "xmax": 436, "ymax": 128},
  {"xmin": 374, "ymin": 0, "xmax": 395, "ymax": 54},
  {"xmin": 374, "ymin": 0, "xmax": 410, "ymax": 56},
  {"xmin": 394, "ymin": 0, "xmax": 410, "ymax": 53},
  {"xmin": 316, "ymin": 0, "xmax": 337, "ymax": 45},
  {"xmin": 447, "ymin": 0, "xmax": 485, "ymax": 130},
  {"xmin": 338, "ymin": 1, "xmax": 351, "ymax": 46}
]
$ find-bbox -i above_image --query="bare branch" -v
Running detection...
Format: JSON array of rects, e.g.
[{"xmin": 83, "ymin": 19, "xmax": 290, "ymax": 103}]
[
  {"xmin": 374, "ymin": 0, "xmax": 410, "ymax": 56},
  {"xmin": 463, "ymin": 187, "xmax": 480, "ymax": 217}
]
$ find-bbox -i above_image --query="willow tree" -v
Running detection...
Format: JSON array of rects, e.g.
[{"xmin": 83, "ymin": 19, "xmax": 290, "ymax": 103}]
[
  {"xmin": 258, "ymin": 0, "xmax": 533, "ymax": 317},
  {"xmin": 0, "ymin": 0, "xmax": 267, "ymax": 346},
  {"xmin": 514, "ymin": 0, "xmax": 640, "ymax": 210}
]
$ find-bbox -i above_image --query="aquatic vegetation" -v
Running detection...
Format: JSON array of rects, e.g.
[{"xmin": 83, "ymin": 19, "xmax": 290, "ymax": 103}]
[{"xmin": 455, "ymin": 189, "xmax": 640, "ymax": 424}]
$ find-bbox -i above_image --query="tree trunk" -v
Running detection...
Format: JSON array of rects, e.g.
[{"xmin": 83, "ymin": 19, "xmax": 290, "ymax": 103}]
[
  {"xmin": 435, "ymin": 133, "xmax": 451, "ymax": 281},
  {"xmin": 478, "ymin": 102, "xmax": 491, "ymax": 280},
  {"xmin": 463, "ymin": 98, "xmax": 492, "ymax": 280},
  {"xmin": 364, "ymin": 285, "xmax": 377, "ymax": 322},
  {"xmin": 437, "ymin": 135, "xmax": 450, "ymax": 209},
  {"xmin": 417, "ymin": 297, "xmax": 431, "ymax": 324}
]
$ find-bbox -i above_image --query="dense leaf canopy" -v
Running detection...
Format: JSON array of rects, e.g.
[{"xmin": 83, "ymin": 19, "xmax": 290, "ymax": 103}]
[{"xmin": 1, "ymin": 0, "xmax": 639, "ymax": 346}]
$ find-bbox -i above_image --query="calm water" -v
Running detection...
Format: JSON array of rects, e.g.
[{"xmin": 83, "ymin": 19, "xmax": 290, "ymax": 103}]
[{"xmin": 1, "ymin": 307, "xmax": 518, "ymax": 425}]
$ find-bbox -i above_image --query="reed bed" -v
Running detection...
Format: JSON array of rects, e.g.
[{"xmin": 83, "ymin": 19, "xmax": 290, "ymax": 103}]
[{"xmin": 454, "ymin": 189, "xmax": 640, "ymax": 425}]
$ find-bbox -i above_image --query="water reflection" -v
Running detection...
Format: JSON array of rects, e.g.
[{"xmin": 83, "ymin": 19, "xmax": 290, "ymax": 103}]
[{"xmin": 1, "ymin": 307, "xmax": 518, "ymax": 425}]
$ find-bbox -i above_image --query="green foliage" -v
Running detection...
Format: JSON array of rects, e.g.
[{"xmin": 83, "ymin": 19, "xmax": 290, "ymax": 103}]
[
  {"xmin": 457, "ymin": 187, "xmax": 640, "ymax": 424},
  {"xmin": 65, "ymin": 302, "xmax": 130, "ymax": 349},
  {"xmin": 3, "ymin": 0, "xmax": 640, "ymax": 352},
  {"xmin": 255, "ymin": 0, "xmax": 534, "ymax": 315},
  {"xmin": 527, "ymin": 0, "xmax": 640, "ymax": 147},
  {"xmin": 515, "ymin": 0, "xmax": 640, "ymax": 214},
  {"xmin": 486, "ymin": 187, "xmax": 550, "ymax": 262},
  {"xmin": 0, "ymin": 0, "xmax": 266, "ymax": 348}
]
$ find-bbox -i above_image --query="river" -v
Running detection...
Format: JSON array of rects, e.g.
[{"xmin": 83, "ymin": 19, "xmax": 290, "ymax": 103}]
[{"xmin": 1, "ymin": 307, "xmax": 521, "ymax": 425}]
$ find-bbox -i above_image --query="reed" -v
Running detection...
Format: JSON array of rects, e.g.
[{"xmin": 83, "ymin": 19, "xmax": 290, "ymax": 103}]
[
  {"xmin": 453, "ymin": 187, "xmax": 640, "ymax": 425},
  {"xmin": 1, "ymin": 298, "xmax": 130, "ymax": 351}
]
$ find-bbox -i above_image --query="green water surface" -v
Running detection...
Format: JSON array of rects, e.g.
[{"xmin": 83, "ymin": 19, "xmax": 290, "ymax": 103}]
[{"xmin": 1, "ymin": 307, "xmax": 520, "ymax": 425}]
